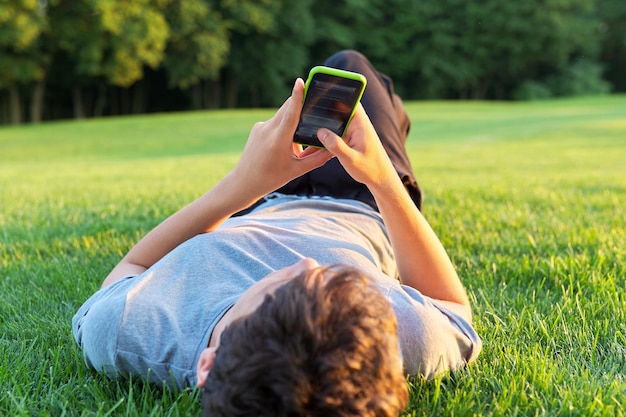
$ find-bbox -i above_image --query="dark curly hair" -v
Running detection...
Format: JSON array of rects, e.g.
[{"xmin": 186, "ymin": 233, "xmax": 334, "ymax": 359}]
[{"xmin": 202, "ymin": 265, "xmax": 408, "ymax": 417}]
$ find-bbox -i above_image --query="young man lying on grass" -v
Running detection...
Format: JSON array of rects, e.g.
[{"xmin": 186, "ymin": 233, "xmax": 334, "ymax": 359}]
[{"xmin": 72, "ymin": 50, "xmax": 481, "ymax": 417}]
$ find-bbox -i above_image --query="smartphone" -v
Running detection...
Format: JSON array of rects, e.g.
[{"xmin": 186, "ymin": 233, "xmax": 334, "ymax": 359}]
[{"xmin": 293, "ymin": 66, "xmax": 367, "ymax": 148}]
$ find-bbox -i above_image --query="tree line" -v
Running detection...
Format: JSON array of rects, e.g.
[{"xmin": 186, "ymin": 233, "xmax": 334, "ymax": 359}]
[{"xmin": 1, "ymin": 0, "xmax": 624, "ymax": 125}]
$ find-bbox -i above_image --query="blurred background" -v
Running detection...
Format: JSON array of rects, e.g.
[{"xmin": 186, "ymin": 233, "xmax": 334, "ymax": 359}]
[{"xmin": 1, "ymin": 0, "xmax": 624, "ymax": 125}]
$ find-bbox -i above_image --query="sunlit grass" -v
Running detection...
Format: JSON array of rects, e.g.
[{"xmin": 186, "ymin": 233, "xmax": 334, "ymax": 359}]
[{"xmin": 1, "ymin": 95, "xmax": 625, "ymax": 416}]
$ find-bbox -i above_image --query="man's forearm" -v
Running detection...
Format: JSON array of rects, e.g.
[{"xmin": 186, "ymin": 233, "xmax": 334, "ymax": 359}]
[
  {"xmin": 101, "ymin": 171, "xmax": 263, "ymax": 287},
  {"xmin": 370, "ymin": 177, "xmax": 470, "ymax": 307}
]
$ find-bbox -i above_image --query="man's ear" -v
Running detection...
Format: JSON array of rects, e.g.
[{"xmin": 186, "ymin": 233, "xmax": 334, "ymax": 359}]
[{"xmin": 196, "ymin": 347, "xmax": 217, "ymax": 388}]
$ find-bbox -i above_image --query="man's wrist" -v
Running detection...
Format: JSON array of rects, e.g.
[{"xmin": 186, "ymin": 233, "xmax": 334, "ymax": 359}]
[
  {"xmin": 212, "ymin": 170, "xmax": 266, "ymax": 215},
  {"xmin": 368, "ymin": 172, "xmax": 405, "ymax": 203}
]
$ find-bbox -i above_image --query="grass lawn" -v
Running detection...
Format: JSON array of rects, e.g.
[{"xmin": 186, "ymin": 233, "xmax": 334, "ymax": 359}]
[{"xmin": 1, "ymin": 95, "xmax": 625, "ymax": 416}]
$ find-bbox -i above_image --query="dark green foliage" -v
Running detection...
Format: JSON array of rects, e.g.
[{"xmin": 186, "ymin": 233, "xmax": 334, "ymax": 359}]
[
  {"xmin": 597, "ymin": 0, "xmax": 626, "ymax": 92},
  {"xmin": 0, "ymin": 0, "xmax": 624, "ymax": 124},
  {"xmin": 220, "ymin": 0, "xmax": 315, "ymax": 107}
]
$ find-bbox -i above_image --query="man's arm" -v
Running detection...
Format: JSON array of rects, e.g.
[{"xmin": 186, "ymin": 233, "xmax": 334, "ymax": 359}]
[
  {"xmin": 102, "ymin": 172, "xmax": 263, "ymax": 287},
  {"xmin": 370, "ymin": 173, "xmax": 470, "ymax": 309},
  {"xmin": 317, "ymin": 106, "xmax": 470, "ymax": 310},
  {"xmin": 102, "ymin": 79, "xmax": 332, "ymax": 288}
]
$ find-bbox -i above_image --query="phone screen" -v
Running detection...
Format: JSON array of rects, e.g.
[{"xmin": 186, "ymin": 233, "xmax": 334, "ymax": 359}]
[{"xmin": 294, "ymin": 72, "xmax": 365, "ymax": 148}]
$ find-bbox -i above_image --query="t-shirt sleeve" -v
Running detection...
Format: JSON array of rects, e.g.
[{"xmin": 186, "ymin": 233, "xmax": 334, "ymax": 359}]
[
  {"xmin": 72, "ymin": 276, "xmax": 137, "ymax": 376},
  {"xmin": 390, "ymin": 283, "xmax": 482, "ymax": 378}
]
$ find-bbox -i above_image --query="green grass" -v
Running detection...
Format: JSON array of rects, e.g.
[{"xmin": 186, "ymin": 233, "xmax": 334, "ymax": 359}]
[{"xmin": 1, "ymin": 95, "xmax": 625, "ymax": 416}]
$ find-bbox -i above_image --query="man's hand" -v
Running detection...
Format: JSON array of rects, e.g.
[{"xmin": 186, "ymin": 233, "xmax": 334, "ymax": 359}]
[
  {"xmin": 229, "ymin": 78, "xmax": 333, "ymax": 200},
  {"xmin": 316, "ymin": 105, "xmax": 397, "ymax": 193}
]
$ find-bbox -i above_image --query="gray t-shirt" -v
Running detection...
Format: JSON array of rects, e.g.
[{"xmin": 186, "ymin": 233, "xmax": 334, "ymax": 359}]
[{"xmin": 73, "ymin": 194, "xmax": 481, "ymax": 389}]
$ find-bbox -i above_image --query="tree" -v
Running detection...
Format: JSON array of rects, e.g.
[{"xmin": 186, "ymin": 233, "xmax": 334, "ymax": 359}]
[
  {"xmin": 216, "ymin": 0, "xmax": 315, "ymax": 108},
  {"xmin": 48, "ymin": 0, "xmax": 169, "ymax": 117},
  {"xmin": 597, "ymin": 0, "xmax": 626, "ymax": 92},
  {"xmin": 0, "ymin": 0, "xmax": 48, "ymax": 124},
  {"xmin": 161, "ymin": 0, "xmax": 229, "ymax": 109},
  {"xmin": 1, "ymin": 0, "xmax": 619, "ymax": 124},
  {"xmin": 304, "ymin": 0, "xmax": 426, "ymax": 100},
  {"xmin": 505, "ymin": 0, "xmax": 605, "ymax": 98},
  {"xmin": 369, "ymin": 0, "xmax": 604, "ymax": 100}
]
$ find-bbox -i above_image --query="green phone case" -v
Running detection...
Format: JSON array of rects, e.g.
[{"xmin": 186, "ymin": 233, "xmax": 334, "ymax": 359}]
[
  {"xmin": 303, "ymin": 66, "xmax": 368, "ymax": 97},
  {"xmin": 295, "ymin": 66, "xmax": 367, "ymax": 148}
]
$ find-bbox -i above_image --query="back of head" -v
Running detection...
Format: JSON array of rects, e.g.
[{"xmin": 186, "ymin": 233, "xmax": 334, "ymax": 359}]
[{"xmin": 202, "ymin": 265, "xmax": 408, "ymax": 417}]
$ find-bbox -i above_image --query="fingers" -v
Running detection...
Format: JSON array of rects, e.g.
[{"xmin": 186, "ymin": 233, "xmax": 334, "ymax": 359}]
[
  {"xmin": 317, "ymin": 128, "xmax": 352, "ymax": 159},
  {"xmin": 272, "ymin": 78, "xmax": 304, "ymax": 131},
  {"xmin": 292, "ymin": 142, "xmax": 304, "ymax": 155},
  {"xmin": 282, "ymin": 78, "xmax": 305, "ymax": 132},
  {"xmin": 296, "ymin": 145, "xmax": 333, "ymax": 167},
  {"xmin": 317, "ymin": 128, "xmax": 337, "ymax": 150},
  {"xmin": 348, "ymin": 103, "xmax": 373, "ymax": 133}
]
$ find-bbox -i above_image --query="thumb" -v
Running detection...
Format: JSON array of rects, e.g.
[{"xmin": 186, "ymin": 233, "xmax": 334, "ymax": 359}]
[{"xmin": 317, "ymin": 128, "xmax": 350, "ymax": 157}]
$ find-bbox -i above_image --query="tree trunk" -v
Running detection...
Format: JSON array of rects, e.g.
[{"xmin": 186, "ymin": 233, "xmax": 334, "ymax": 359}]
[
  {"xmin": 203, "ymin": 79, "xmax": 221, "ymax": 109},
  {"xmin": 93, "ymin": 83, "xmax": 107, "ymax": 117},
  {"xmin": 0, "ymin": 91, "xmax": 8, "ymax": 124},
  {"xmin": 191, "ymin": 82, "xmax": 202, "ymax": 110},
  {"xmin": 110, "ymin": 87, "xmax": 119, "ymax": 115},
  {"xmin": 131, "ymin": 81, "xmax": 146, "ymax": 114},
  {"xmin": 249, "ymin": 85, "xmax": 260, "ymax": 108},
  {"xmin": 225, "ymin": 75, "xmax": 238, "ymax": 108},
  {"xmin": 494, "ymin": 83, "xmax": 505, "ymax": 100},
  {"xmin": 472, "ymin": 77, "xmax": 490, "ymax": 100},
  {"xmin": 30, "ymin": 77, "xmax": 47, "ymax": 123},
  {"xmin": 73, "ymin": 85, "xmax": 86, "ymax": 119},
  {"xmin": 8, "ymin": 83, "xmax": 22, "ymax": 124},
  {"xmin": 120, "ymin": 87, "xmax": 130, "ymax": 114}
]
